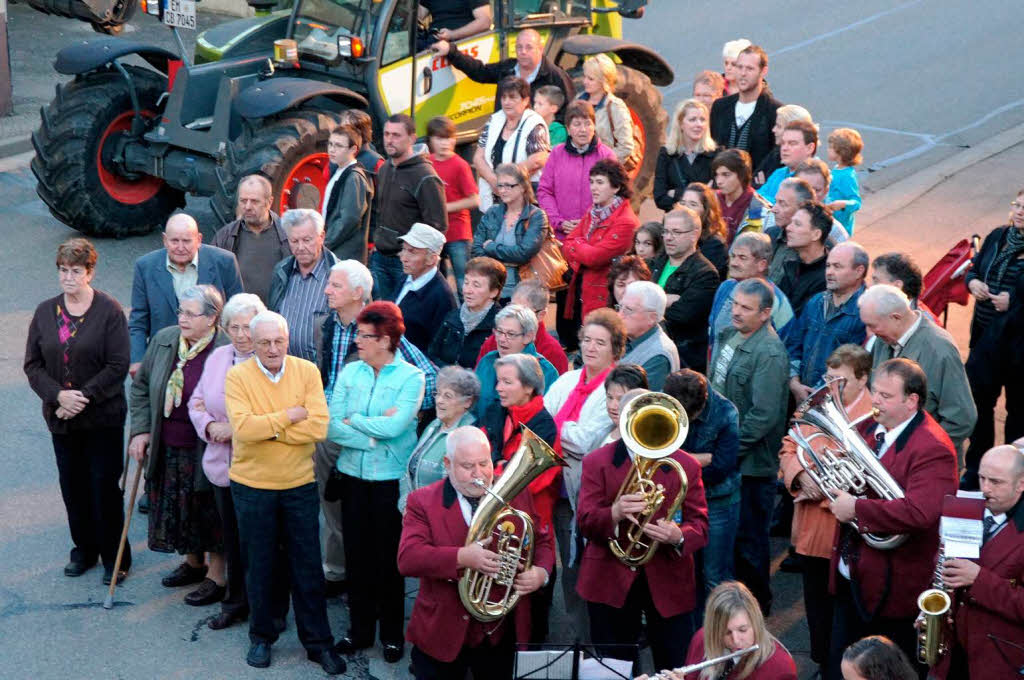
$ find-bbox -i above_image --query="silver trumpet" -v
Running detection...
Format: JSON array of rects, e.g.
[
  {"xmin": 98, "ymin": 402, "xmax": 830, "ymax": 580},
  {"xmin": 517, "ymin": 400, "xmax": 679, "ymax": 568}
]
[
  {"xmin": 790, "ymin": 378, "xmax": 908, "ymax": 551},
  {"xmin": 639, "ymin": 645, "xmax": 760, "ymax": 679}
]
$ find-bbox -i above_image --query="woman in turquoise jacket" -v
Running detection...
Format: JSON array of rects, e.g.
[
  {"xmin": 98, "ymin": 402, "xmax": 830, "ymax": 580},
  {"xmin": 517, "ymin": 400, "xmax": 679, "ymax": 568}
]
[{"xmin": 326, "ymin": 302, "xmax": 424, "ymax": 660}]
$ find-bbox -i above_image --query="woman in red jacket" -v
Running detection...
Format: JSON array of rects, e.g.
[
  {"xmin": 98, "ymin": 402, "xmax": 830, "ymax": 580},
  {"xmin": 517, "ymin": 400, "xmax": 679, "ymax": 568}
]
[{"xmin": 562, "ymin": 159, "xmax": 639, "ymax": 346}]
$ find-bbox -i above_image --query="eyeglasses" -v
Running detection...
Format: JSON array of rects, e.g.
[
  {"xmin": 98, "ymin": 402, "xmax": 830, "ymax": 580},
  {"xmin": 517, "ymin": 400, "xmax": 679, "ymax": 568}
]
[
  {"xmin": 493, "ymin": 328, "xmax": 524, "ymax": 339},
  {"xmin": 618, "ymin": 304, "xmax": 645, "ymax": 317},
  {"xmin": 495, "ymin": 183, "xmax": 519, "ymax": 190},
  {"xmin": 664, "ymin": 228, "xmax": 698, "ymax": 238},
  {"xmin": 326, "ymin": 141, "xmax": 351, "ymax": 149},
  {"xmin": 1011, "ymin": 202, "xmax": 1024, "ymax": 211},
  {"xmin": 177, "ymin": 309, "xmax": 206, "ymax": 319},
  {"xmin": 356, "ymin": 332, "xmax": 380, "ymax": 341}
]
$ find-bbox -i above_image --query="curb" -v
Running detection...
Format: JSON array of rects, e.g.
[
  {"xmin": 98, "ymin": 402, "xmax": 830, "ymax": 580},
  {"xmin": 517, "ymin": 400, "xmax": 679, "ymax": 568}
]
[
  {"xmin": 0, "ymin": 133, "xmax": 32, "ymax": 160},
  {"xmin": 858, "ymin": 120, "xmax": 1024, "ymax": 231}
]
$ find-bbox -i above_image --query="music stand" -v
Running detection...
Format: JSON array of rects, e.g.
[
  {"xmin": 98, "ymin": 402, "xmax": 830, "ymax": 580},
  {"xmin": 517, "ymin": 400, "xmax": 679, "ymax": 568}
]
[{"xmin": 514, "ymin": 642, "xmax": 639, "ymax": 680}]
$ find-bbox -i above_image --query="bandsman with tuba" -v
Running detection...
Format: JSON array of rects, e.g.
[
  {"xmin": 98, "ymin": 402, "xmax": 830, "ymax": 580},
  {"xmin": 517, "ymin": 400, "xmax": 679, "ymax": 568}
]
[
  {"xmin": 928, "ymin": 444, "xmax": 1024, "ymax": 680},
  {"xmin": 825, "ymin": 359, "xmax": 958, "ymax": 680},
  {"xmin": 576, "ymin": 388, "xmax": 709, "ymax": 672},
  {"xmin": 398, "ymin": 426, "xmax": 556, "ymax": 680}
]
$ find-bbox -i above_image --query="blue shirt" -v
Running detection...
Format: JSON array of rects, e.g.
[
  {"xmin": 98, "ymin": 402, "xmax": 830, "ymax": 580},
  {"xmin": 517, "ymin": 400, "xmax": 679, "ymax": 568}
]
[
  {"xmin": 785, "ymin": 286, "xmax": 867, "ymax": 388},
  {"xmin": 827, "ymin": 165, "xmax": 862, "ymax": 235},
  {"xmin": 682, "ymin": 389, "xmax": 741, "ymax": 497},
  {"xmin": 757, "ymin": 166, "xmax": 793, "ymax": 204},
  {"xmin": 278, "ymin": 253, "xmax": 331, "ymax": 362},
  {"xmin": 474, "ymin": 345, "xmax": 559, "ymax": 422}
]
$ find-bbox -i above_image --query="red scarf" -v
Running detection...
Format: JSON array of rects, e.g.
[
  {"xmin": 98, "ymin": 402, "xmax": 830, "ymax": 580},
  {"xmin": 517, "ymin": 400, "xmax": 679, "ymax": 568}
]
[
  {"xmin": 554, "ymin": 365, "xmax": 613, "ymax": 433},
  {"xmin": 499, "ymin": 395, "xmax": 563, "ymax": 532}
]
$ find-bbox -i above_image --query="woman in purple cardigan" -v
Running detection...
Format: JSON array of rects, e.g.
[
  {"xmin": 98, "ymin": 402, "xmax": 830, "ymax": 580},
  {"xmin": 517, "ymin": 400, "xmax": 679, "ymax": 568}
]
[
  {"xmin": 187, "ymin": 293, "xmax": 269, "ymax": 630},
  {"xmin": 24, "ymin": 239, "xmax": 131, "ymax": 586}
]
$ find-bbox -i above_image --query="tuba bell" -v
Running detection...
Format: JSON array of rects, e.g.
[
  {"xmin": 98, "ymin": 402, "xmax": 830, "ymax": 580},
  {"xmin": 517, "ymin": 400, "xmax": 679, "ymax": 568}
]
[
  {"xmin": 789, "ymin": 378, "xmax": 908, "ymax": 550},
  {"xmin": 458, "ymin": 426, "xmax": 567, "ymax": 622},
  {"xmin": 609, "ymin": 392, "xmax": 690, "ymax": 568}
]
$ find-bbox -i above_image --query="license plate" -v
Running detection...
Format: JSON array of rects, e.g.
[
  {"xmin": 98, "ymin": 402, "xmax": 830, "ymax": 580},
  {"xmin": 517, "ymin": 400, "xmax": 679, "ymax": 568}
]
[{"xmin": 163, "ymin": 0, "xmax": 196, "ymax": 29}]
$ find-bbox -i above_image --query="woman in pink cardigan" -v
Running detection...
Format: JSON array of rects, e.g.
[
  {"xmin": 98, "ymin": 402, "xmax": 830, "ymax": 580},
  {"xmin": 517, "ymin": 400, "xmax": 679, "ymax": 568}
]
[
  {"xmin": 188, "ymin": 293, "xmax": 269, "ymax": 630},
  {"xmin": 536, "ymin": 99, "xmax": 616, "ymax": 241}
]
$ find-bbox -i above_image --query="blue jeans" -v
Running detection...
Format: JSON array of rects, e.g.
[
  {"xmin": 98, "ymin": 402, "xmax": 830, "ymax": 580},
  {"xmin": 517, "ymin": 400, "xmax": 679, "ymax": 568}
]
[
  {"xmin": 442, "ymin": 240, "xmax": 469, "ymax": 300},
  {"xmin": 369, "ymin": 250, "xmax": 406, "ymax": 301},
  {"xmin": 703, "ymin": 489, "xmax": 740, "ymax": 596},
  {"xmin": 735, "ymin": 475, "xmax": 775, "ymax": 614},
  {"xmin": 231, "ymin": 481, "xmax": 333, "ymax": 651}
]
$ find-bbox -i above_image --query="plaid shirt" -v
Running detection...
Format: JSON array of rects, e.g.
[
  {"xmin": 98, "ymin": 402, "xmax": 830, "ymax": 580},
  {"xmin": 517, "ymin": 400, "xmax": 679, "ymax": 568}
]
[{"xmin": 324, "ymin": 314, "xmax": 436, "ymax": 410}]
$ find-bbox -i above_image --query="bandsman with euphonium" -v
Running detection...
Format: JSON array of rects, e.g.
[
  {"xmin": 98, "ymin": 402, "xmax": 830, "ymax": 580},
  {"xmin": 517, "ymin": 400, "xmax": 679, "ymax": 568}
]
[
  {"xmin": 398, "ymin": 426, "xmax": 556, "ymax": 680},
  {"xmin": 576, "ymin": 388, "xmax": 709, "ymax": 672}
]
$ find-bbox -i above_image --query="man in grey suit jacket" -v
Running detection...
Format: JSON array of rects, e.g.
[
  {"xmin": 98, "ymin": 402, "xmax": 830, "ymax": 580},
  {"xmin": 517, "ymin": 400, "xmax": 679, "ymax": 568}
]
[
  {"xmin": 860, "ymin": 284, "xmax": 977, "ymax": 459},
  {"xmin": 129, "ymin": 213, "xmax": 245, "ymax": 374}
]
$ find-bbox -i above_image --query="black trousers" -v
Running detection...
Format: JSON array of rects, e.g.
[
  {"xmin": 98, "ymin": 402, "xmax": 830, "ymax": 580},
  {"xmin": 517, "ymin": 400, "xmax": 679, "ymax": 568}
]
[
  {"xmin": 964, "ymin": 349, "xmax": 1024, "ymax": 488},
  {"xmin": 51, "ymin": 426, "xmax": 130, "ymax": 570},
  {"xmin": 231, "ymin": 481, "xmax": 331, "ymax": 652},
  {"xmin": 340, "ymin": 474, "xmax": 405, "ymax": 646},
  {"xmin": 212, "ymin": 484, "xmax": 248, "ymax": 617},
  {"xmin": 826, "ymin": 575, "xmax": 925, "ymax": 680},
  {"xmin": 410, "ymin": 629, "xmax": 515, "ymax": 680},
  {"xmin": 588, "ymin": 572, "xmax": 694, "ymax": 673},
  {"xmin": 801, "ymin": 556, "xmax": 833, "ymax": 667}
]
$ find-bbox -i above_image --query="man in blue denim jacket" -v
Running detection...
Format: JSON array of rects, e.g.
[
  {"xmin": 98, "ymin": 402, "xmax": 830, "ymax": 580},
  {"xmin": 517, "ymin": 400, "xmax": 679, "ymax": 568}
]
[
  {"xmin": 666, "ymin": 369, "xmax": 740, "ymax": 615},
  {"xmin": 786, "ymin": 242, "xmax": 868, "ymax": 403}
]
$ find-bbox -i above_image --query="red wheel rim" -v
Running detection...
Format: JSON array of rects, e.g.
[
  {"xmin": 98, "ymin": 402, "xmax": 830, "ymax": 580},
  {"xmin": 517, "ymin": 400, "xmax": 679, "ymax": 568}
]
[
  {"xmin": 627, "ymin": 108, "xmax": 646, "ymax": 180},
  {"xmin": 96, "ymin": 110, "xmax": 164, "ymax": 205},
  {"xmin": 278, "ymin": 152, "xmax": 330, "ymax": 215}
]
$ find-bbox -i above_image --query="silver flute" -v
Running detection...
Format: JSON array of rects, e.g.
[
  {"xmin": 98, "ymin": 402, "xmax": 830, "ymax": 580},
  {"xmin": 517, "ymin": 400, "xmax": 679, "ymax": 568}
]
[{"xmin": 640, "ymin": 644, "xmax": 760, "ymax": 679}]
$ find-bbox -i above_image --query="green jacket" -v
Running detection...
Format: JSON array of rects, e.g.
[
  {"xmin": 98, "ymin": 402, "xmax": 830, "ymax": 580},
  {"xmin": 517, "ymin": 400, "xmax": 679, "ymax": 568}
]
[
  {"xmin": 709, "ymin": 323, "xmax": 789, "ymax": 477},
  {"xmin": 129, "ymin": 326, "xmax": 230, "ymax": 481}
]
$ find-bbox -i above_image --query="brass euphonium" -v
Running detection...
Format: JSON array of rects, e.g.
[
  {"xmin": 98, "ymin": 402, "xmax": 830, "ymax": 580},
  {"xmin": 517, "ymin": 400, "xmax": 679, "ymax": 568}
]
[
  {"xmin": 916, "ymin": 543, "xmax": 953, "ymax": 666},
  {"xmin": 458, "ymin": 426, "xmax": 567, "ymax": 622},
  {"xmin": 609, "ymin": 392, "xmax": 689, "ymax": 568},
  {"xmin": 789, "ymin": 378, "xmax": 908, "ymax": 550}
]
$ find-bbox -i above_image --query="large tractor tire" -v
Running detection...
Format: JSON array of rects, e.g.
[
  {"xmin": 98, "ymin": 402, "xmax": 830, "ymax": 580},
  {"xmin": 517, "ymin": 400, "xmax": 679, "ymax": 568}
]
[
  {"xmin": 211, "ymin": 108, "xmax": 346, "ymax": 225},
  {"xmin": 614, "ymin": 65, "xmax": 666, "ymax": 210},
  {"xmin": 32, "ymin": 66, "xmax": 185, "ymax": 237}
]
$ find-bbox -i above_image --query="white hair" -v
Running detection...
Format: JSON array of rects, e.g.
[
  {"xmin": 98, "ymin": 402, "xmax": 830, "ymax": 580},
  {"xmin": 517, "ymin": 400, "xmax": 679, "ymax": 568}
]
[
  {"xmin": 723, "ymin": 38, "xmax": 752, "ymax": 60},
  {"xmin": 281, "ymin": 208, "xmax": 325, "ymax": 235},
  {"xmin": 623, "ymin": 280, "xmax": 667, "ymax": 320},
  {"xmin": 495, "ymin": 304, "xmax": 538, "ymax": 338},
  {"xmin": 444, "ymin": 425, "xmax": 491, "ymax": 461},
  {"xmin": 859, "ymin": 284, "xmax": 911, "ymax": 316},
  {"xmin": 222, "ymin": 293, "xmax": 267, "ymax": 328},
  {"xmin": 331, "ymin": 259, "xmax": 374, "ymax": 304},
  {"xmin": 249, "ymin": 310, "xmax": 289, "ymax": 336}
]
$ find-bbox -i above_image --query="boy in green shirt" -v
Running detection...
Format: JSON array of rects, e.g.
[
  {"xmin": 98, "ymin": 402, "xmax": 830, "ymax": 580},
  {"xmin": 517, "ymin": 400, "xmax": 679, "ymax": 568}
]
[{"xmin": 534, "ymin": 85, "xmax": 566, "ymax": 146}]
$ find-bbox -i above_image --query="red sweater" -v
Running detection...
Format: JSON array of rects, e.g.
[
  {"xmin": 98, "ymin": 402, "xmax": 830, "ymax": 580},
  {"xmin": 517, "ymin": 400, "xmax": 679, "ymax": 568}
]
[{"xmin": 563, "ymin": 199, "xmax": 638, "ymax": 319}]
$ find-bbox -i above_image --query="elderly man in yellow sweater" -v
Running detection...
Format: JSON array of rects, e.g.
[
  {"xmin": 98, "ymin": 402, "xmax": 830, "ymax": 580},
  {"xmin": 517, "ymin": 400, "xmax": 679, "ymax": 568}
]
[{"xmin": 224, "ymin": 310, "xmax": 344, "ymax": 675}]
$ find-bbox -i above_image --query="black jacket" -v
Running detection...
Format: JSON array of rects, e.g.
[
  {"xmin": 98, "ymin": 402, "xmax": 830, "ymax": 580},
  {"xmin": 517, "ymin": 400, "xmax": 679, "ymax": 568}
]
[
  {"xmin": 710, "ymin": 90, "xmax": 783, "ymax": 171},
  {"xmin": 652, "ymin": 148, "xmax": 715, "ymax": 211},
  {"xmin": 446, "ymin": 50, "xmax": 575, "ymax": 120},
  {"xmin": 965, "ymin": 225, "xmax": 1024, "ymax": 357},
  {"xmin": 374, "ymin": 153, "xmax": 448, "ymax": 255},
  {"xmin": 324, "ymin": 163, "xmax": 373, "ymax": 263},
  {"xmin": 700, "ymin": 235, "xmax": 729, "ymax": 281},
  {"xmin": 778, "ymin": 251, "xmax": 828, "ymax": 317},
  {"xmin": 649, "ymin": 251, "xmax": 721, "ymax": 373},
  {"xmin": 480, "ymin": 399, "xmax": 559, "ymax": 466},
  {"xmin": 391, "ymin": 271, "xmax": 458, "ymax": 354},
  {"xmin": 428, "ymin": 303, "xmax": 500, "ymax": 369}
]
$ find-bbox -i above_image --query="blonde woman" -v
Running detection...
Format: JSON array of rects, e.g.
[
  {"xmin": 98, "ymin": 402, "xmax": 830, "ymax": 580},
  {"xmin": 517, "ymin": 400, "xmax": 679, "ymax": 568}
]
[
  {"xmin": 664, "ymin": 581, "xmax": 796, "ymax": 680},
  {"xmin": 578, "ymin": 53, "xmax": 635, "ymax": 166},
  {"xmin": 754, "ymin": 103, "xmax": 813, "ymax": 186},
  {"xmin": 654, "ymin": 98, "xmax": 717, "ymax": 211}
]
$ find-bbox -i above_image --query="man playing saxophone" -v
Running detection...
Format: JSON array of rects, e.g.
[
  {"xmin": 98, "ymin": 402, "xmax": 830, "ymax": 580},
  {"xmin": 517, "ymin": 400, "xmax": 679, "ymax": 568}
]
[
  {"xmin": 825, "ymin": 359, "xmax": 958, "ymax": 680},
  {"xmin": 398, "ymin": 426, "xmax": 554, "ymax": 680},
  {"xmin": 576, "ymin": 389, "xmax": 709, "ymax": 672},
  {"xmin": 929, "ymin": 444, "xmax": 1024, "ymax": 680}
]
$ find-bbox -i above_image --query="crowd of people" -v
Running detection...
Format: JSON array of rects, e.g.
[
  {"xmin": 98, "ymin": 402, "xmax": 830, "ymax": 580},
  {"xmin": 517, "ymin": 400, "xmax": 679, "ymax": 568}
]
[{"xmin": 21, "ymin": 22, "xmax": 1024, "ymax": 680}]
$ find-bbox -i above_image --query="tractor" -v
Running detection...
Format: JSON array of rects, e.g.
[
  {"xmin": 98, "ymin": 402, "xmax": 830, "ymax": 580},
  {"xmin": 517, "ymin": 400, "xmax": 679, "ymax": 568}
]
[{"xmin": 31, "ymin": 0, "xmax": 673, "ymax": 237}]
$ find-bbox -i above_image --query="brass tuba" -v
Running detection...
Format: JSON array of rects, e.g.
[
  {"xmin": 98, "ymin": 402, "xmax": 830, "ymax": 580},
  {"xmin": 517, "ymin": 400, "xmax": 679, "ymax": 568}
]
[
  {"xmin": 789, "ymin": 378, "xmax": 908, "ymax": 550},
  {"xmin": 458, "ymin": 426, "xmax": 567, "ymax": 622},
  {"xmin": 609, "ymin": 392, "xmax": 690, "ymax": 568},
  {"xmin": 916, "ymin": 543, "xmax": 953, "ymax": 666}
]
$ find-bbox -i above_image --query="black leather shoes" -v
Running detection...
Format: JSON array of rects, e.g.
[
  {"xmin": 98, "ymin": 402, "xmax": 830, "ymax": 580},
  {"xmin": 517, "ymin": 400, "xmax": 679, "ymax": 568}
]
[
  {"xmin": 333, "ymin": 635, "xmax": 372, "ymax": 655},
  {"xmin": 102, "ymin": 566, "xmax": 128, "ymax": 585},
  {"xmin": 382, "ymin": 642, "xmax": 404, "ymax": 663},
  {"xmin": 208, "ymin": 609, "xmax": 248, "ymax": 630},
  {"xmin": 307, "ymin": 649, "xmax": 346, "ymax": 675},
  {"xmin": 64, "ymin": 559, "xmax": 97, "ymax": 577},
  {"xmin": 162, "ymin": 562, "xmax": 208, "ymax": 588},
  {"xmin": 246, "ymin": 641, "xmax": 272, "ymax": 668},
  {"xmin": 184, "ymin": 578, "xmax": 226, "ymax": 606}
]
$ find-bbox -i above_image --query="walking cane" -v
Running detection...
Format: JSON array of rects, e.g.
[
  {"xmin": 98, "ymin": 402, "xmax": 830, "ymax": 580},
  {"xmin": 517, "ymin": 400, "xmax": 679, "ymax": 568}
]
[{"xmin": 104, "ymin": 451, "xmax": 145, "ymax": 610}]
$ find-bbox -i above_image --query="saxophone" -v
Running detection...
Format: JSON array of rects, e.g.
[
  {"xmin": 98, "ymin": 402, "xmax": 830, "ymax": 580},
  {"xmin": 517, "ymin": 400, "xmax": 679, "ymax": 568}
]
[
  {"xmin": 458, "ymin": 426, "xmax": 566, "ymax": 621},
  {"xmin": 915, "ymin": 543, "xmax": 953, "ymax": 666}
]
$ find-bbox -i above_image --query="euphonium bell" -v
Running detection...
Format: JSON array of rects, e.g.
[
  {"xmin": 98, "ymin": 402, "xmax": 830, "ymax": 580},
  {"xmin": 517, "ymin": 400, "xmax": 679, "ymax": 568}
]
[
  {"xmin": 458, "ymin": 426, "xmax": 566, "ymax": 621},
  {"xmin": 609, "ymin": 392, "xmax": 689, "ymax": 568}
]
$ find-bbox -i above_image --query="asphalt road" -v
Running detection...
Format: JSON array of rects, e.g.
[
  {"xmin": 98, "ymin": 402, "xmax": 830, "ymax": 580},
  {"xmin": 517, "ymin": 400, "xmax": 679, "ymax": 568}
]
[{"xmin": 1, "ymin": 1, "xmax": 1019, "ymax": 678}]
